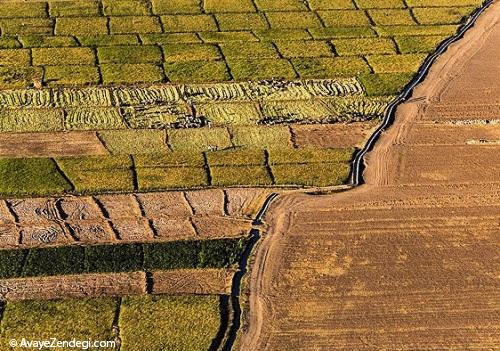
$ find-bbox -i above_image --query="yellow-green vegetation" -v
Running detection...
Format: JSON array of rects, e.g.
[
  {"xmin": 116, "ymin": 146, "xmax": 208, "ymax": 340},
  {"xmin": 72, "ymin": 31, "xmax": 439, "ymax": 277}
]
[
  {"xmin": 0, "ymin": 158, "xmax": 71, "ymax": 197},
  {"xmin": 0, "ymin": 298, "xmax": 117, "ymax": 351},
  {"xmin": 231, "ymin": 126, "xmax": 291, "ymax": 148},
  {"xmin": 120, "ymin": 295, "xmax": 221, "ymax": 351},
  {"xmin": 168, "ymin": 127, "xmax": 233, "ymax": 151},
  {"xmin": 98, "ymin": 129, "xmax": 167, "ymax": 154}
]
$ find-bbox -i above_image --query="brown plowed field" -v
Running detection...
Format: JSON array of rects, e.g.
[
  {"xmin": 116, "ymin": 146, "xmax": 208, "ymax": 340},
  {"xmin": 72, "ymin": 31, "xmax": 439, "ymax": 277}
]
[{"xmin": 241, "ymin": 3, "xmax": 500, "ymax": 350}]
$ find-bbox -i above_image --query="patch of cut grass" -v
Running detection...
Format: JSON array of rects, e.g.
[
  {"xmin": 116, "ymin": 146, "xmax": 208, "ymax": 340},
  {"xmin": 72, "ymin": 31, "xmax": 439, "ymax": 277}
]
[
  {"xmin": 333, "ymin": 37, "xmax": 396, "ymax": 55},
  {"xmin": 168, "ymin": 127, "xmax": 232, "ymax": 151},
  {"xmin": 309, "ymin": 27, "xmax": 376, "ymax": 39},
  {"xmin": 355, "ymin": 0, "xmax": 405, "ymax": 8},
  {"xmin": 98, "ymin": 129, "xmax": 167, "ymax": 154},
  {"xmin": 134, "ymin": 152, "xmax": 205, "ymax": 168},
  {"xmin": 0, "ymin": 158, "xmax": 71, "ymax": 197},
  {"xmin": 254, "ymin": 0, "xmax": 308, "ymax": 11},
  {"xmin": 207, "ymin": 148, "xmax": 266, "ymax": 166},
  {"xmin": 161, "ymin": 14, "xmax": 218, "ymax": 32},
  {"xmin": 253, "ymin": 29, "xmax": 311, "ymax": 41},
  {"xmin": 151, "ymin": 0, "xmax": 202, "ymax": 14},
  {"xmin": 197, "ymin": 102, "xmax": 262, "ymax": 125},
  {"xmin": 204, "ymin": 0, "xmax": 256, "ymax": 12},
  {"xmin": 210, "ymin": 165, "xmax": 273, "ymax": 186},
  {"xmin": 162, "ymin": 43, "xmax": 221, "ymax": 62},
  {"xmin": 308, "ymin": 0, "xmax": 355, "ymax": 9},
  {"xmin": 64, "ymin": 108, "xmax": 126, "ymax": 130},
  {"xmin": 44, "ymin": 65, "xmax": 100, "ymax": 86},
  {"xmin": 78, "ymin": 34, "xmax": 140, "ymax": 46},
  {"xmin": 120, "ymin": 295, "xmax": 219, "ymax": 351},
  {"xmin": 230, "ymin": 125, "xmax": 291, "ymax": 148},
  {"xmin": 18, "ymin": 35, "xmax": 77, "ymax": 48},
  {"xmin": 368, "ymin": 9, "xmax": 417, "ymax": 25},
  {"xmin": 97, "ymin": 45, "xmax": 162, "ymax": 64},
  {"xmin": 48, "ymin": 1, "xmax": 100, "ymax": 17},
  {"xmin": 412, "ymin": 7, "xmax": 475, "ymax": 25},
  {"xmin": 0, "ymin": 108, "xmax": 62, "ymax": 132},
  {"xmin": 292, "ymin": 57, "xmax": 370, "ymax": 78},
  {"xmin": 56, "ymin": 155, "xmax": 134, "ymax": 193},
  {"xmin": 271, "ymin": 162, "xmax": 351, "ymax": 187},
  {"xmin": 265, "ymin": 11, "xmax": 322, "ymax": 29},
  {"xmin": 109, "ymin": 16, "xmax": 162, "ymax": 34},
  {"xmin": 227, "ymin": 58, "xmax": 296, "ymax": 80},
  {"xmin": 101, "ymin": 64, "xmax": 164, "ymax": 84},
  {"xmin": 137, "ymin": 166, "xmax": 208, "ymax": 190},
  {"xmin": 102, "ymin": 0, "xmax": 150, "ymax": 16},
  {"xmin": 275, "ymin": 40, "xmax": 333, "ymax": 58},
  {"xmin": 376, "ymin": 24, "xmax": 458, "ymax": 37},
  {"xmin": 395, "ymin": 35, "xmax": 447, "ymax": 53},
  {"xmin": 366, "ymin": 53, "xmax": 426, "ymax": 73},
  {"xmin": 220, "ymin": 42, "xmax": 278, "ymax": 59},
  {"xmin": 359, "ymin": 72, "xmax": 415, "ymax": 95},
  {"xmin": 318, "ymin": 10, "xmax": 370, "ymax": 27},
  {"xmin": 0, "ymin": 298, "xmax": 116, "ymax": 351},
  {"xmin": 164, "ymin": 61, "xmax": 229, "ymax": 82},
  {"xmin": 216, "ymin": 13, "xmax": 268, "ymax": 31},
  {"xmin": 268, "ymin": 148, "xmax": 355, "ymax": 164}
]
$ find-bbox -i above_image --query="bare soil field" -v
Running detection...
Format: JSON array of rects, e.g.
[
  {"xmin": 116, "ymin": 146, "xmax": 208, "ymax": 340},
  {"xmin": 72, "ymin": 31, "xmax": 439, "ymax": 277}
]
[{"xmin": 241, "ymin": 2, "xmax": 500, "ymax": 350}]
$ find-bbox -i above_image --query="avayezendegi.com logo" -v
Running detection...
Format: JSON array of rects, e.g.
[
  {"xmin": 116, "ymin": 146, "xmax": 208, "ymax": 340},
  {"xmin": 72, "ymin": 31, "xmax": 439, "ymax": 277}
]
[{"xmin": 8, "ymin": 338, "xmax": 116, "ymax": 350}]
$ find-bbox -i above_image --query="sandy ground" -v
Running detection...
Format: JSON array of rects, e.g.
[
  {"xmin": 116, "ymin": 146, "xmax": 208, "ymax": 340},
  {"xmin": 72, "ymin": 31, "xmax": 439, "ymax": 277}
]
[{"xmin": 240, "ymin": 3, "xmax": 500, "ymax": 350}]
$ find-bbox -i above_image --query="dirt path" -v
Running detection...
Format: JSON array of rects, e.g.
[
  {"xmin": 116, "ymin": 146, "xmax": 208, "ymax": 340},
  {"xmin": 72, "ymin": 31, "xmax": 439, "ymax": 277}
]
[{"xmin": 240, "ymin": 3, "xmax": 500, "ymax": 350}]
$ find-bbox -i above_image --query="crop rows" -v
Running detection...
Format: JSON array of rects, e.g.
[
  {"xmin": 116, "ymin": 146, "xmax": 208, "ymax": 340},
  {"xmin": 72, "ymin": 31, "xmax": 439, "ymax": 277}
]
[
  {"xmin": 0, "ymin": 238, "xmax": 245, "ymax": 279},
  {"xmin": 0, "ymin": 148, "xmax": 354, "ymax": 197},
  {"xmin": 0, "ymin": 294, "xmax": 221, "ymax": 351},
  {"xmin": 0, "ymin": 0, "xmax": 481, "ymax": 92}
]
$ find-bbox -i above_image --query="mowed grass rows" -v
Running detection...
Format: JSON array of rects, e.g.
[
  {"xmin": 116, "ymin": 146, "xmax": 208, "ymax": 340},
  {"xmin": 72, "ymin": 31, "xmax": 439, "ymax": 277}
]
[
  {"xmin": 0, "ymin": 238, "xmax": 245, "ymax": 279},
  {"xmin": 0, "ymin": 0, "xmax": 482, "ymax": 93},
  {"xmin": 0, "ymin": 295, "xmax": 222, "ymax": 351},
  {"xmin": 0, "ymin": 147, "xmax": 354, "ymax": 197}
]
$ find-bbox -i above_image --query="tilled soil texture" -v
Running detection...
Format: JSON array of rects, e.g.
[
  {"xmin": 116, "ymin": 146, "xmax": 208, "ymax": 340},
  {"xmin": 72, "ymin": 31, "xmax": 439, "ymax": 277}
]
[
  {"xmin": 241, "ymin": 2, "xmax": 500, "ymax": 350},
  {"xmin": 0, "ymin": 189, "xmax": 274, "ymax": 249}
]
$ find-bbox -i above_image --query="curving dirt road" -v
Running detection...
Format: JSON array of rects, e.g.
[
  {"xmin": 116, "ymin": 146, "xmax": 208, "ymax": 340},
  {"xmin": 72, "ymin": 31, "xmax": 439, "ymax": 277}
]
[{"xmin": 240, "ymin": 2, "xmax": 500, "ymax": 350}]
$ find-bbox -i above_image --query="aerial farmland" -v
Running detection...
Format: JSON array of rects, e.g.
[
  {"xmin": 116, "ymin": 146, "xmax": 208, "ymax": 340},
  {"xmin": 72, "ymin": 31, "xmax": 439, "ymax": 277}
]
[{"xmin": 0, "ymin": 0, "xmax": 498, "ymax": 350}]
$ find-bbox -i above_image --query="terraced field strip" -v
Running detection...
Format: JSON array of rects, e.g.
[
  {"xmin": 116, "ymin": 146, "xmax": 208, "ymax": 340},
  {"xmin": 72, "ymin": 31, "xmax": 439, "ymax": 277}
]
[
  {"xmin": 0, "ymin": 0, "xmax": 482, "ymax": 90},
  {"xmin": 0, "ymin": 294, "xmax": 223, "ymax": 351}
]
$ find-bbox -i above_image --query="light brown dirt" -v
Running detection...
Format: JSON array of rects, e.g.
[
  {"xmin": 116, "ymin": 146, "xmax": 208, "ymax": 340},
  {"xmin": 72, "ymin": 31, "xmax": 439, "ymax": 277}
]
[
  {"xmin": 291, "ymin": 122, "xmax": 378, "ymax": 149},
  {"xmin": 241, "ymin": 3, "xmax": 500, "ymax": 350},
  {"xmin": 0, "ymin": 272, "xmax": 146, "ymax": 301},
  {"xmin": 0, "ymin": 132, "xmax": 107, "ymax": 158},
  {"xmin": 152, "ymin": 269, "xmax": 235, "ymax": 295}
]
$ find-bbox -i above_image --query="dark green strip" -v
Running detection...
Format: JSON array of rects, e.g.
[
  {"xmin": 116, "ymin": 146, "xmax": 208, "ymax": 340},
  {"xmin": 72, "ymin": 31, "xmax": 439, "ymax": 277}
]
[{"xmin": 0, "ymin": 238, "xmax": 246, "ymax": 279}]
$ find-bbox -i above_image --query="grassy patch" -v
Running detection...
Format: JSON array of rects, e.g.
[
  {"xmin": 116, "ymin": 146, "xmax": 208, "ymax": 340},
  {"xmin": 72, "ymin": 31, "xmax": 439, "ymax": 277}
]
[
  {"xmin": 197, "ymin": 102, "xmax": 262, "ymax": 125},
  {"xmin": 198, "ymin": 31, "xmax": 258, "ymax": 42},
  {"xmin": 48, "ymin": 1, "xmax": 100, "ymax": 17},
  {"xmin": 151, "ymin": 0, "xmax": 202, "ymax": 14},
  {"xmin": 204, "ymin": 0, "xmax": 256, "ymax": 12},
  {"xmin": 265, "ymin": 11, "xmax": 322, "ymax": 29},
  {"xmin": 0, "ymin": 18, "xmax": 53, "ymax": 35},
  {"xmin": 230, "ymin": 125, "xmax": 291, "ymax": 148},
  {"xmin": 32, "ymin": 47, "xmax": 95, "ymax": 66},
  {"xmin": 0, "ymin": 3, "xmax": 47, "ymax": 18},
  {"xmin": 0, "ymin": 298, "xmax": 116, "ymax": 350},
  {"xmin": 44, "ymin": 65, "xmax": 100, "ymax": 86},
  {"xmin": 161, "ymin": 14, "xmax": 218, "ymax": 32},
  {"xmin": 220, "ymin": 42, "xmax": 278, "ymax": 59},
  {"xmin": 64, "ymin": 108, "xmax": 125, "ymax": 130},
  {"xmin": 216, "ymin": 13, "xmax": 268, "ymax": 30},
  {"xmin": 376, "ymin": 24, "xmax": 458, "ymax": 37},
  {"xmin": 254, "ymin": 0, "xmax": 308, "ymax": 11},
  {"xmin": 134, "ymin": 152, "xmax": 205, "ymax": 168},
  {"xmin": 406, "ymin": 0, "xmax": 481, "ymax": 6},
  {"xmin": 55, "ymin": 17, "xmax": 108, "ymax": 35},
  {"xmin": 136, "ymin": 166, "xmax": 208, "ymax": 190},
  {"xmin": 0, "ymin": 37, "xmax": 21, "ymax": 49},
  {"xmin": 101, "ymin": 64, "xmax": 164, "ymax": 84},
  {"xmin": 22, "ymin": 245, "xmax": 85, "ymax": 277},
  {"xmin": 0, "ymin": 49, "xmax": 30, "ymax": 66},
  {"xmin": 0, "ymin": 67, "xmax": 43, "ymax": 89},
  {"xmin": 254, "ymin": 29, "xmax": 311, "ymax": 41},
  {"xmin": 355, "ymin": 0, "xmax": 405, "ymax": 8},
  {"xmin": 292, "ymin": 57, "xmax": 370, "ymax": 78},
  {"xmin": 309, "ymin": 0, "xmax": 355, "ymax": 9},
  {"xmin": 368, "ymin": 9, "xmax": 417, "ymax": 25},
  {"xmin": 141, "ymin": 33, "xmax": 201, "ymax": 44},
  {"xmin": 56, "ymin": 155, "xmax": 134, "ymax": 193},
  {"xmin": 120, "ymin": 295, "xmax": 220, "ymax": 351},
  {"xmin": 210, "ymin": 165, "xmax": 273, "ymax": 186},
  {"xmin": 18, "ymin": 35, "xmax": 77, "ymax": 48},
  {"xmin": 333, "ymin": 37, "xmax": 396, "ymax": 55},
  {"xmin": 0, "ymin": 108, "xmax": 62, "ymax": 132},
  {"xmin": 98, "ymin": 129, "xmax": 167, "ymax": 154},
  {"xmin": 162, "ymin": 43, "xmax": 221, "ymax": 62},
  {"xmin": 207, "ymin": 149, "xmax": 266, "ymax": 166},
  {"xmin": 268, "ymin": 148, "xmax": 355, "ymax": 164},
  {"xmin": 309, "ymin": 26, "xmax": 376, "ymax": 39},
  {"xmin": 98, "ymin": 45, "xmax": 162, "ymax": 64},
  {"xmin": 102, "ymin": 0, "xmax": 150, "ymax": 16},
  {"xmin": 366, "ymin": 54, "xmax": 427, "ymax": 73},
  {"xmin": 78, "ymin": 34, "xmax": 140, "ymax": 46},
  {"xmin": 0, "ymin": 250, "xmax": 26, "ymax": 279},
  {"xmin": 395, "ymin": 35, "xmax": 447, "ymax": 53},
  {"xmin": 109, "ymin": 16, "xmax": 162, "ymax": 34},
  {"xmin": 275, "ymin": 40, "xmax": 333, "ymax": 58},
  {"xmin": 168, "ymin": 127, "xmax": 232, "ymax": 151},
  {"xmin": 318, "ymin": 10, "xmax": 370, "ymax": 27},
  {"xmin": 359, "ymin": 72, "xmax": 415, "ymax": 95},
  {"xmin": 164, "ymin": 61, "xmax": 229, "ymax": 82},
  {"xmin": 412, "ymin": 7, "xmax": 475, "ymax": 25},
  {"xmin": 271, "ymin": 162, "xmax": 351, "ymax": 187},
  {"xmin": 85, "ymin": 244, "xmax": 143, "ymax": 273},
  {"xmin": 227, "ymin": 59, "xmax": 296, "ymax": 80},
  {"xmin": 0, "ymin": 158, "xmax": 71, "ymax": 197}
]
